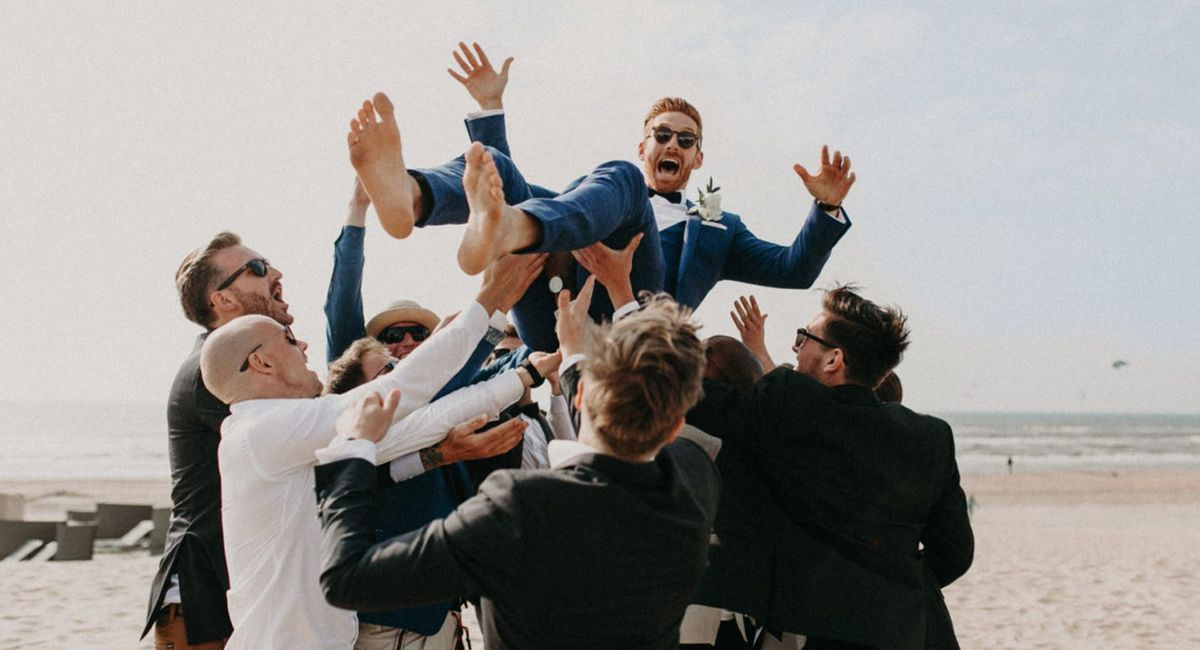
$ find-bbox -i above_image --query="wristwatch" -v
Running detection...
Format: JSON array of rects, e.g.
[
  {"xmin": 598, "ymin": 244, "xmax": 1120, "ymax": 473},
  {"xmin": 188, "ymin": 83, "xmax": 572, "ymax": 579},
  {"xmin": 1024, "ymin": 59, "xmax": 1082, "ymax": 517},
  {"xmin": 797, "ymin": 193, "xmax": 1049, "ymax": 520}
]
[{"xmin": 518, "ymin": 358, "xmax": 546, "ymax": 388}]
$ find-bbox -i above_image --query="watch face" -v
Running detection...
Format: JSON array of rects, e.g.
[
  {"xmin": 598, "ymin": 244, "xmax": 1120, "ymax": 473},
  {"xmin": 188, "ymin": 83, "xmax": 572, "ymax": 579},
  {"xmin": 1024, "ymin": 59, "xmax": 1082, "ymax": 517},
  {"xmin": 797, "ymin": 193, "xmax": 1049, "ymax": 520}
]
[{"xmin": 548, "ymin": 275, "xmax": 564, "ymax": 293}]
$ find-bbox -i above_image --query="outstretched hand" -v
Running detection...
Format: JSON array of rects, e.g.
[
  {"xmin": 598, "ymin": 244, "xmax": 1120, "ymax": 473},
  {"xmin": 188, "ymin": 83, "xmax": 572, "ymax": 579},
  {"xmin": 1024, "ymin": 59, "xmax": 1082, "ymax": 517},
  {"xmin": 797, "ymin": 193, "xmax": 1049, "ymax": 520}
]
[
  {"xmin": 555, "ymin": 275, "xmax": 596, "ymax": 359},
  {"xmin": 478, "ymin": 252, "xmax": 548, "ymax": 314},
  {"xmin": 571, "ymin": 233, "xmax": 642, "ymax": 307},
  {"xmin": 731, "ymin": 295, "xmax": 777, "ymax": 370},
  {"xmin": 793, "ymin": 145, "xmax": 856, "ymax": 207},
  {"xmin": 447, "ymin": 41, "xmax": 513, "ymax": 111},
  {"xmin": 337, "ymin": 389, "xmax": 401, "ymax": 443},
  {"xmin": 425, "ymin": 414, "xmax": 526, "ymax": 468}
]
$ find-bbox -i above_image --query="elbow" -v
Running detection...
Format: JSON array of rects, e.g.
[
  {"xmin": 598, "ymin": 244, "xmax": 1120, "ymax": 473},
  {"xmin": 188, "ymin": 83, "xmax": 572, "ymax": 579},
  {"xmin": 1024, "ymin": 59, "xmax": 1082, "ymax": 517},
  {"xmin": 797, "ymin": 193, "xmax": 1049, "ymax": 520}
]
[{"xmin": 321, "ymin": 567, "xmax": 365, "ymax": 611}]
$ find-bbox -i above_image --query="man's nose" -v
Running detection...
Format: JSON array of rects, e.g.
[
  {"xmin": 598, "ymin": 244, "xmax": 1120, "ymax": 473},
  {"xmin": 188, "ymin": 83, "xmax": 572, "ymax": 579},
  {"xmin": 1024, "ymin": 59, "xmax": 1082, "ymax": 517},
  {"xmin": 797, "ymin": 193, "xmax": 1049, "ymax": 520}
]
[{"xmin": 298, "ymin": 339, "xmax": 309, "ymax": 352}]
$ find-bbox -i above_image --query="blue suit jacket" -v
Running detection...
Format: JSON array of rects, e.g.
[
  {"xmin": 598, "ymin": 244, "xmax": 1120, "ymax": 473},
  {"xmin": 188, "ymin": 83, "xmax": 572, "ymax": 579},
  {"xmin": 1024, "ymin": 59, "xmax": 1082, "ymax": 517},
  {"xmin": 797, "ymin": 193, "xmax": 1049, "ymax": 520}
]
[{"xmin": 466, "ymin": 114, "xmax": 851, "ymax": 310}]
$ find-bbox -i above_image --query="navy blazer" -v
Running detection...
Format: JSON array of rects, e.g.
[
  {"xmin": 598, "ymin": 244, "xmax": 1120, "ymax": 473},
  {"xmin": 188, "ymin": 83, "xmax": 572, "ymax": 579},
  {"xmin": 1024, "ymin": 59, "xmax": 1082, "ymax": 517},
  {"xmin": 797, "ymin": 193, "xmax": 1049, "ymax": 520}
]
[{"xmin": 465, "ymin": 114, "xmax": 851, "ymax": 309}]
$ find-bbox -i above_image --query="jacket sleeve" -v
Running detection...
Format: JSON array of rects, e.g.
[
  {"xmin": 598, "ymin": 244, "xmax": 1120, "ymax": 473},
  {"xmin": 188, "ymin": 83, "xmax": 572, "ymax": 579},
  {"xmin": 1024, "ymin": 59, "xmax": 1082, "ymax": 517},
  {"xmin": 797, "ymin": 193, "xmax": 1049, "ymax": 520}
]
[
  {"xmin": 324, "ymin": 225, "xmax": 367, "ymax": 363},
  {"xmin": 465, "ymin": 113, "xmax": 512, "ymax": 158},
  {"xmin": 686, "ymin": 369, "xmax": 792, "ymax": 452},
  {"xmin": 720, "ymin": 203, "xmax": 850, "ymax": 289},
  {"xmin": 318, "ymin": 458, "xmax": 522, "ymax": 610},
  {"xmin": 919, "ymin": 423, "xmax": 975, "ymax": 587}
]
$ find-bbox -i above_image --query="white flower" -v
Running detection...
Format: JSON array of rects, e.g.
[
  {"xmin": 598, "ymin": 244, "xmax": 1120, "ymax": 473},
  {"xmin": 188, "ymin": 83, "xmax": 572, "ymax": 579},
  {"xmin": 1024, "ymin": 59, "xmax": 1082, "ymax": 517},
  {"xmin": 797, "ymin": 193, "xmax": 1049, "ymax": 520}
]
[
  {"xmin": 699, "ymin": 192, "xmax": 722, "ymax": 221},
  {"xmin": 694, "ymin": 177, "xmax": 724, "ymax": 221}
]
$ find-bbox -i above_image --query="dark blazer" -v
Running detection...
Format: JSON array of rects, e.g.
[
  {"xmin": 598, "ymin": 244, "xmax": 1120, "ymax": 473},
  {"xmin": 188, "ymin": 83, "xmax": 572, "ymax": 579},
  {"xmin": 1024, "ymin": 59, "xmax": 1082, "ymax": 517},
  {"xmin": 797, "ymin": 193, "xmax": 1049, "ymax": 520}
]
[
  {"xmin": 316, "ymin": 420, "xmax": 720, "ymax": 649},
  {"xmin": 142, "ymin": 333, "xmax": 234, "ymax": 643},
  {"xmin": 687, "ymin": 368, "xmax": 973, "ymax": 650}
]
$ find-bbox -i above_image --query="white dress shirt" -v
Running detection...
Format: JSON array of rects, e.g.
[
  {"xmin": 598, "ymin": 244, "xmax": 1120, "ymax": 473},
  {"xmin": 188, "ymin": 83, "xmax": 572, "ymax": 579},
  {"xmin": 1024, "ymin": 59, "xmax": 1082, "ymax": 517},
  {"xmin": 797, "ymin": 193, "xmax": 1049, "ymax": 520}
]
[{"xmin": 218, "ymin": 301, "xmax": 523, "ymax": 649}]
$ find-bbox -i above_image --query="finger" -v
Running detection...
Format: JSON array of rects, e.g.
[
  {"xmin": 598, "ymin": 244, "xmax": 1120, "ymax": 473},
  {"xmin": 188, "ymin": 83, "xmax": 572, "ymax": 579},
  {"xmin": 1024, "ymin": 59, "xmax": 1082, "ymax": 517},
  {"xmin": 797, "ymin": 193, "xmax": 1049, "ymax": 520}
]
[
  {"xmin": 447, "ymin": 67, "xmax": 468, "ymax": 83},
  {"xmin": 462, "ymin": 42, "xmax": 481, "ymax": 68},
  {"xmin": 623, "ymin": 232, "xmax": 644, "ymax": 255},
  {"xmin": 820, "ymin": 145, "xmax": 830, "ymax": 168},
  {"xmin": 383, "ymin": 388, "xmax": 401, "ymax": 414},
  {"xmin": 841, "ymin": 155, "xmax": 851, "ymax": 172},
  {"xmin": 734, "ymin": 300, "xmax": 748, "ymax": 320},
  {"xmin": 847, "ymin": 171, "xmax": 857, "ymax": 186},
  {"xmin": 474, "ymin": 42, "xmax": 490, "ymax": 68},
  {"xmin": 556, "ymin": 286, "xmax": 572, "ymax": 314},
  {"xmin": 749, "ymin": 294, "xmax": 760, "ymax": 314},
  {"xmin": 793, "ymin": 164, "xmax": 811, "ymax": 182},
  {"xmin": 832, "ymin": 150, "xmax": 842, "ymax": 169},
  {"xmin": 453, "ymin": 50, "xmax": 471, "ymax": 74},
  {"xmin": 731, "ymin": 310, "xmax": 745, "ymax": 331},
  {"xmin": 574, "ymin": 274, "xmax": 597, "ymax": 309},
  {"xmin": 570, "ymin": 250, "xmax": 592, "ymax": 273},
  {"xmin": 500, "ymin": 57, "xmax": 514, "ymax": 77},
  {"xmin": 459, "ymin": 413, "xmax": 490, "ymax": 433}
]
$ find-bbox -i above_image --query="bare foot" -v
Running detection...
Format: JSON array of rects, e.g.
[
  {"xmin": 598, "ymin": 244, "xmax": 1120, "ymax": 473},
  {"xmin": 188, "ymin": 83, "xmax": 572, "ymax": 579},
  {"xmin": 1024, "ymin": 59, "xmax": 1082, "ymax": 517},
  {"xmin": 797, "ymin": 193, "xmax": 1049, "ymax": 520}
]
[
  {"xmin": 347, "ymin": 92, "xmax": 417, "ymax": 239},
  {"xmin": 458, "ymin": 142, "xmax": 524, "ymax": 275}
]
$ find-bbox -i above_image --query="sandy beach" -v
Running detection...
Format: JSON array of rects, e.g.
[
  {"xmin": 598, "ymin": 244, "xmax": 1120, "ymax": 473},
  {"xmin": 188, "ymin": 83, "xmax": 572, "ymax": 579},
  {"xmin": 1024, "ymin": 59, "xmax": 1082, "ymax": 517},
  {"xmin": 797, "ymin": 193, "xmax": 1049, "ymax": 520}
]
[{"xmin": 2, "ymin": 471, "xmax": 1198, "ymax": 649}]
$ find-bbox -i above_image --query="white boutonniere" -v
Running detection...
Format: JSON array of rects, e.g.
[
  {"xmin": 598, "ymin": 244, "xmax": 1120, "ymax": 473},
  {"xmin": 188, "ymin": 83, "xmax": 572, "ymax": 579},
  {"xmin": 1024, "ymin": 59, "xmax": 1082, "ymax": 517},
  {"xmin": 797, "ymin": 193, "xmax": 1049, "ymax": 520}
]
[{"xmin": 689, "ymin": 177, "xmax": 723, "ymax": 221}]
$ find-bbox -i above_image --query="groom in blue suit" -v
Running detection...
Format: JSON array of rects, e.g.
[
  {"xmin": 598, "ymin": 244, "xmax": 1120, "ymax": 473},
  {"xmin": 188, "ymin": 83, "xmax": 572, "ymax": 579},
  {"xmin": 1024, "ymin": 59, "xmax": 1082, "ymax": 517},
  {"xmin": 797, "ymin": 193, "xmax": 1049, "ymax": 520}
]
[{"xmin": 449, "ymin": 42, "xmax": 855, "ymax": 311}]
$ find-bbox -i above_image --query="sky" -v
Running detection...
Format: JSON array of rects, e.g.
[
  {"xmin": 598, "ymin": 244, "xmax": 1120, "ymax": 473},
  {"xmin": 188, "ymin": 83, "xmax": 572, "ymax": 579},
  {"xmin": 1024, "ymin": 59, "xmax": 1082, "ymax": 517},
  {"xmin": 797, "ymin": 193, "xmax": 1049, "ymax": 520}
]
[{"xmin": 1, "ymin": 1, "xmax": 1197, "ymax": 414}]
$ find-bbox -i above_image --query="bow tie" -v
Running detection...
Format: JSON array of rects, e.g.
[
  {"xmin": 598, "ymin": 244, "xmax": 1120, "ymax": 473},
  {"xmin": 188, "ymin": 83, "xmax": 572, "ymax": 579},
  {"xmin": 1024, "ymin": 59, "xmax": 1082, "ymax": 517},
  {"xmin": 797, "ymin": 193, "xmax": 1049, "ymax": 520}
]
[{"xmin": 648, "ymin": 188, "xmax": 683, "ymax": 204}]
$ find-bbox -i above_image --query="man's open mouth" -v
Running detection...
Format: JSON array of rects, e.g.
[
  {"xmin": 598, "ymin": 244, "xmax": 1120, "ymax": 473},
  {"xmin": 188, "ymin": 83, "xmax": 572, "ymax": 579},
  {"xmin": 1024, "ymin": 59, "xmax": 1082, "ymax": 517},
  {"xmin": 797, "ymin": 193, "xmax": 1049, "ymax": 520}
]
[{"xmin": 657, "ymin": 159, "xmax": 680, "ymax": 173}]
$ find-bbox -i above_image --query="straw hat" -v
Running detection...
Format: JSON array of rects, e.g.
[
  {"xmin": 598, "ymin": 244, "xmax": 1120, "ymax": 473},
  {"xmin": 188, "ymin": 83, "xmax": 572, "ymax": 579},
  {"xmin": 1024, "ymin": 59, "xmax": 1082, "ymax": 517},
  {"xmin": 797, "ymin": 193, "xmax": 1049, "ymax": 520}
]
[{"xmin": 365, "ymin": 299, "xmax": 440, "ymax": 338}]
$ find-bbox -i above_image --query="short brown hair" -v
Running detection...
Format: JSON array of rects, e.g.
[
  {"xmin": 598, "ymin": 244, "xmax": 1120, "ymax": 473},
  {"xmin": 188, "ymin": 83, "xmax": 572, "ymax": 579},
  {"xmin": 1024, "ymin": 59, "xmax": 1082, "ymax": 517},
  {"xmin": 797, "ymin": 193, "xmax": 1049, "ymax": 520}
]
[
  {"xmin": 821, "ymin": 285, "xmax": 910, "ymax": 387},
  {"xmin": 582, "ymin": 296, "xmax": 706, "ymax": 459},
  {"xmin": 704, "ymin": 335, "xmax": 764, "ymax": 390},
  {"xmin": 325, "ymin": 337, "xmax": 389, "ymax": 395},
  {"xmin": 644, "ymin": 97, "xmax": 703, "ymax": 141},
  {"xmin": 176, "ymin": 232, "xmax": 241, "ymax": 328}
]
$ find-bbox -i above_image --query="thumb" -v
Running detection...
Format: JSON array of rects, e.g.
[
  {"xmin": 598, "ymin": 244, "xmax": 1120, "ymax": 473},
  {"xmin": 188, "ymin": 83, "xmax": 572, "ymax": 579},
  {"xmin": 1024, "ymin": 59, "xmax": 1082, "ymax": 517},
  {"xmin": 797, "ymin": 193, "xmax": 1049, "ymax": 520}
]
[
  {"xmin": 793, "ymin": 164, "xmax": 812, "ymax": 182},
  {"xmin": 500, "ymin": 57, "xmax": 514, "ymax": 76},
  {"xmin": 624, "ymin": 232, "xmax": 644, "ymax": 254}
]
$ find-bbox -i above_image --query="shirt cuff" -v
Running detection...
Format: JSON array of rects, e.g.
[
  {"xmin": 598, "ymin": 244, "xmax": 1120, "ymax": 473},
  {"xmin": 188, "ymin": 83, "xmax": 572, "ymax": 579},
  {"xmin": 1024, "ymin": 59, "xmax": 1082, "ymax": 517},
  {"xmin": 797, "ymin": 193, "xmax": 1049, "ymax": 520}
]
[
  {"xmin": 820, "ymin": 202, "xmax": 847, "ymax": 224},
  {"xmin": 467, "ymin": 109, "xmax": 505, "ymax": 120},
  {"xmin": 315, "ymin": 437, "xmax": 377, "ymax": 466},
  {"xmin": 488, "ymin": 307, "xmax": 510, "ymax": 331},
  {"xmin": 561, "ymin": 353, "xmax": 587, "ymax": 375},
  {"xmin": 612, "ymin": 300, "xmax": 640, "ymax": 322},
  {"xmin": 388, "ymin": 452, "xmax": 425, "ymax": 482}
]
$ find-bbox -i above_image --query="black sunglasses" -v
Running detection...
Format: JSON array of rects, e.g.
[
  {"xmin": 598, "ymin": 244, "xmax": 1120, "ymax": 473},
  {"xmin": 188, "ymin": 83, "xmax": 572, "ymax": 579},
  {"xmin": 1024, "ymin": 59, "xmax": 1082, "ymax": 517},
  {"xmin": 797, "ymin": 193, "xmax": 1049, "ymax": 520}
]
[
  {"xmin": 795, "ymin": 327, "xmax": 838, "ymax": 350},
  {"xmin": 216, "ymin": 258, "xmax": 270, "ymax": 291},
  {"xmin": 648, "ymin": 126, "xmax": 700, "ymax": 150},
  {"xmin": 240, "ymin": 325, "xmax": 298, "ymax": 372},
  {"xmin": 373, "ymin": 359, "xmax": 398, "ymax": 380},
  {"xmin": 377, "ymin": 324, "xmax": 430, "ymax": 344}
]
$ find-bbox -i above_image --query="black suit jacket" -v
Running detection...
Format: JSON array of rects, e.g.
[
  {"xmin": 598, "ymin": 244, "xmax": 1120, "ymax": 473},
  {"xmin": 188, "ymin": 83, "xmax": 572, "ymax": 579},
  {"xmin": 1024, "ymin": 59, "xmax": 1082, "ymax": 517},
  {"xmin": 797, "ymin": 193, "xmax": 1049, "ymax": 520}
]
[
  {"xmin": 687, "ymin": 368, "xmax": 973, "ymax": 650},
  {"xmin": 142, "ymin": 333, "xmax": 233, "ymax": 642},
  {"xmin": 316, "ymin": 431, "xmax": 720, "ymax": 649}
]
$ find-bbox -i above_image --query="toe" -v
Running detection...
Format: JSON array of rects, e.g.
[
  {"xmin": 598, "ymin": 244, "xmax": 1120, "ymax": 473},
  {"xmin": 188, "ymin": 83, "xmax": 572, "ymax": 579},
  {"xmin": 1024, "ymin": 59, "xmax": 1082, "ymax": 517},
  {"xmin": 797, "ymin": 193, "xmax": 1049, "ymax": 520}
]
[{"xmin": 373, "ymin": 92, "xmax": 394, "ymax": 116}]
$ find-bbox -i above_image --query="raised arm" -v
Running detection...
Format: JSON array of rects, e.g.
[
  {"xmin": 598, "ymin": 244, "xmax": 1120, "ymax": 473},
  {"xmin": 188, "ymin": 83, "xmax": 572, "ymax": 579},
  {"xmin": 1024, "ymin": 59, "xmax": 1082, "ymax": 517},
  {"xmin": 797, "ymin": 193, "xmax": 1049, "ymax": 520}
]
[
  {"xmin": 324, "ymin": 179, "xmax": 371, "ymax": 362},
  {"xmin": 721, "ymin": 146, "xmax": 855, "ymax": 288},
  {"xmin": 731, "ymin": 295, "xmax": 778, "ymax": 370},
  {"xmin": 448, "ymin": 41, "xmax": 512, "ymax": 112}
]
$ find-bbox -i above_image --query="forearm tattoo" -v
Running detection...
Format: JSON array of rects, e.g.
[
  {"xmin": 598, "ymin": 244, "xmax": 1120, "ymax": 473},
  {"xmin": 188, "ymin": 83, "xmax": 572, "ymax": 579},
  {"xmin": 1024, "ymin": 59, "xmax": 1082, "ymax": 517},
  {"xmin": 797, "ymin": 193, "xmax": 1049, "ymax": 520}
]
[{"xmin": 419, "ymin": 444, "xmax": 444, "ymax": 471}]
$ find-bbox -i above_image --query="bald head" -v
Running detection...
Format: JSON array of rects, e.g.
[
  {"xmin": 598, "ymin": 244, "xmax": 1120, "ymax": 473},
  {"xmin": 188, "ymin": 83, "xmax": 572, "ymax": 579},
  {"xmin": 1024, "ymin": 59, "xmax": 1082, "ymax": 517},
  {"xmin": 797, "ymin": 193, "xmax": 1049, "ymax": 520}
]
[{"xmin": 201, "ymin": 315, "xmax": 281, "ymax": 404}]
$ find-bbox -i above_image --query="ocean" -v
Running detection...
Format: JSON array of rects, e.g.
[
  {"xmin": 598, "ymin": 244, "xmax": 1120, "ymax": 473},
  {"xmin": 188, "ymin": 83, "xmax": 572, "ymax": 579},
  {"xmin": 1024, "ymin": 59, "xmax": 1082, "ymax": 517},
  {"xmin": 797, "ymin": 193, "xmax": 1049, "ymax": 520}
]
[{"xmin": 0, "ymin": 401, "xmax": 1197, "ymax": 480}]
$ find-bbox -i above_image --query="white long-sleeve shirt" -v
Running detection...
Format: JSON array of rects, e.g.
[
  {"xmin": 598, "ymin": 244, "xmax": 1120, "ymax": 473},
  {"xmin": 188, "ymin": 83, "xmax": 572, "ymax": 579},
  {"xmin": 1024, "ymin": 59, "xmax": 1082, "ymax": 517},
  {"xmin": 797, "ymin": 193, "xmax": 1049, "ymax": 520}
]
[{"xmin": 218, "ymin": 301, "xmax": 523, "ymax": 650}]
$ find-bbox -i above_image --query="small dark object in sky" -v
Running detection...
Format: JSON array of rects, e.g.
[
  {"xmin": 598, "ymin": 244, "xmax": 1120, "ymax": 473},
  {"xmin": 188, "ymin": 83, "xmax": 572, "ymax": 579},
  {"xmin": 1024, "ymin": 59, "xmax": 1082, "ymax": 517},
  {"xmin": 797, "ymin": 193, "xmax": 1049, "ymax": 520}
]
[{"xmin": 1112, "ymin": 360, "xmax": 1128, "ymax": 369}]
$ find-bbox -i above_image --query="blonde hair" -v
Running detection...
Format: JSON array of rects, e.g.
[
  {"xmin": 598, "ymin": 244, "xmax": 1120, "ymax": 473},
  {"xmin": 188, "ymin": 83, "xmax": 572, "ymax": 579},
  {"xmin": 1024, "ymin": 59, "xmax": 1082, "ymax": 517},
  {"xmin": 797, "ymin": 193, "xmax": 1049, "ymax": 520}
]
[
  {"xmin": 325, "ymin": 337, "xmax": 389, "ymax": 395},
  {"xmin": 582, "ymin": 296, "xmax": 706, "ymax": 458}
]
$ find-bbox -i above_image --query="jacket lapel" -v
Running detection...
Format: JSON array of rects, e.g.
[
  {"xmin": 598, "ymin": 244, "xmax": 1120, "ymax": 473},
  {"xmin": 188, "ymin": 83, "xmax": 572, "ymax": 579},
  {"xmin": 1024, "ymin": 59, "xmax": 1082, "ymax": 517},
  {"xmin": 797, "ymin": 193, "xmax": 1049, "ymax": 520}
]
[{"xmin": 677, "ymin": 201, "xmax": 703, "ymax": 299}]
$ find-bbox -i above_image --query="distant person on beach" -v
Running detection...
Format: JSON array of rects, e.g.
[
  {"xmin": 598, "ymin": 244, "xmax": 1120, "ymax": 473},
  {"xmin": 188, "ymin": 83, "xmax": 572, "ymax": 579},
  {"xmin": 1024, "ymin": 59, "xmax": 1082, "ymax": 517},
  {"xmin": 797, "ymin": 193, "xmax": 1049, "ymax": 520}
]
[
  {"xmin": 315, "ymin": 282, "xmax": 720, "ymax": 650},
  {"xmin": 688, "ymin": 285, "xmax": 974, "ymax": 649},
  {"xmin": 198, "ymin": 274, "xmax": 559, "ymax": 649},
  {"xmin": 142, "ymin": 232, "xmax": 295, "ymax": 648},
  {"xmin": 1008, "ymin": 456, "xmax": 1014, "ymax": 474},
  {"xmin": 450, "ymin": 41, "xmax": 855, "ymax": 312}
]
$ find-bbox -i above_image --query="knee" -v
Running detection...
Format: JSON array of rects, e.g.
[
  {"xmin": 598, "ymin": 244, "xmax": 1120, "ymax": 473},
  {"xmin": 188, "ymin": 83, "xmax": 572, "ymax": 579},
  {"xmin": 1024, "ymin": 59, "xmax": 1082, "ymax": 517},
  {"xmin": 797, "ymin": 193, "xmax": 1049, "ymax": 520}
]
[{"xmin": 598, "ymin": 160, "xmax": 646, "ymax": 193}]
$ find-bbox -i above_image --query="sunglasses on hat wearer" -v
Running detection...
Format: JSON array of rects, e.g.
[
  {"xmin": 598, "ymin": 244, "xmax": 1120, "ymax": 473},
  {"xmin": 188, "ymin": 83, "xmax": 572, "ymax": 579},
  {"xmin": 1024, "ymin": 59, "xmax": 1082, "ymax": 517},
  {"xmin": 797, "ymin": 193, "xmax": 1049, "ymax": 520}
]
[
  {"xmin": 239, "ymin": 325, "xmax": 298, "ymax": 372},
  {"xmin": 648, "ymin": 126, "xmax": 700, "ymax": 150},
  {"xmin": 216, "ymin": 258, "xmax": 270, "ymax": 291},
  {"xmin": 377, "ymin": 324, "xmax": 430, "ymax": 345}
]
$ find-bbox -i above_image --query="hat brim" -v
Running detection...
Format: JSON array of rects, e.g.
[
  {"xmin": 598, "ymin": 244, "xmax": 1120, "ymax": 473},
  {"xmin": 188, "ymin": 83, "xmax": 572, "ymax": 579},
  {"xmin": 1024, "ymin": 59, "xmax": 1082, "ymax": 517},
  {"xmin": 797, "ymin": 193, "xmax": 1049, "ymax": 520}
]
[{"xmin": 366, "ymin": 307, "xmax": 440, "ymax": 338}]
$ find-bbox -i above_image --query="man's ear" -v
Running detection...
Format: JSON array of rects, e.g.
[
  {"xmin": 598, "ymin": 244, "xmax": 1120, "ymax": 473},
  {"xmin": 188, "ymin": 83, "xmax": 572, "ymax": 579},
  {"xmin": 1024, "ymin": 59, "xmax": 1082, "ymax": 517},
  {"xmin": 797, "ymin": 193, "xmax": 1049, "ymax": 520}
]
[
  {"xmin": 637, "ymin": 139, "xmax": 646, "ymax": 161},
  {"xmin": 245, "ymin": 350, "xmax": 274, "ymax": 375},
  {"xmin": 572, "ymin": 375, "xmax": 585, "ymax": 412},
  {"xmin": 210, "ymin": 290, "xmax": 241, "ymax": 321},
  {"xmin": 824, "ymin": 348, "xmax": 844, "ymax": 377},
  {"xmin": 664, "ymin": 417, "xmax": 684, "ymax": 445},
  {"xmin": 692, "ymin": 149, "xmax": 704, "ymax": 170}
]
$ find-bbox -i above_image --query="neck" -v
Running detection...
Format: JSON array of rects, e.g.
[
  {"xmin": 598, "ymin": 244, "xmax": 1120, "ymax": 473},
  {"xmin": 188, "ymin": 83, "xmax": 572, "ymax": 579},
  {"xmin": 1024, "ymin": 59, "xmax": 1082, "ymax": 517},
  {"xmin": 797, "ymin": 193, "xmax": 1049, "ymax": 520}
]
[{"xmin": 577, "ymin": 428, "xmax": 658, "ymax": 463}]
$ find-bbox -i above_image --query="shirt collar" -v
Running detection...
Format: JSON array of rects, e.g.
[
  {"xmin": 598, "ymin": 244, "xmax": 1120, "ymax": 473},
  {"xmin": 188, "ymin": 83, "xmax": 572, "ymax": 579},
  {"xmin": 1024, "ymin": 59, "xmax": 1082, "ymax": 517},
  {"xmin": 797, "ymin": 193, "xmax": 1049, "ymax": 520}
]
[{"xmin": 548, "ymin": 439, "xmax": 601, "ymax": 469}]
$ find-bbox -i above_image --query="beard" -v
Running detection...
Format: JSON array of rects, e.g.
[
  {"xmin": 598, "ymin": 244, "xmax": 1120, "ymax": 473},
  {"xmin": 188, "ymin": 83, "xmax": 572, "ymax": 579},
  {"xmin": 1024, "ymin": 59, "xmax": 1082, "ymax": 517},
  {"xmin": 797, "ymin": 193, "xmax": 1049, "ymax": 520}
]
[{"xmin": 230, "ymin": 287, "xmax": 294, "ymax": 325}]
